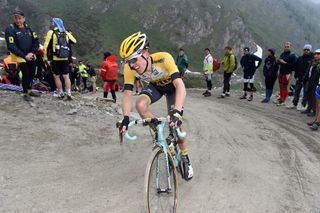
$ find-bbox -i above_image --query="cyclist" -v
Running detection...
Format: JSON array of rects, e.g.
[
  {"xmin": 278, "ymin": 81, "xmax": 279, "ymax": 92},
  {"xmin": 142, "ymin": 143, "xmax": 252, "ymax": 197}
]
[{"xmin": 117, "ymin": 32, "xmax": 193, "ymax": 180}]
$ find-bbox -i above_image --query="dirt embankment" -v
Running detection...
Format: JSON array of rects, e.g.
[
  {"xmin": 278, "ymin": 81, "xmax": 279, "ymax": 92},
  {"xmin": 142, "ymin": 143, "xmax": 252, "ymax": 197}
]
[{"xmin": 0, "ymin": 89, "xmax": 320, "ymax": 213}]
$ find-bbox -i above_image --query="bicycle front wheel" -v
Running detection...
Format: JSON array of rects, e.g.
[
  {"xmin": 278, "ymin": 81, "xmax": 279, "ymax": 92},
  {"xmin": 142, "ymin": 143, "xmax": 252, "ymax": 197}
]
[{"xmin": 145, "ymin": 146, "xmax": 179, "ymax": 213}]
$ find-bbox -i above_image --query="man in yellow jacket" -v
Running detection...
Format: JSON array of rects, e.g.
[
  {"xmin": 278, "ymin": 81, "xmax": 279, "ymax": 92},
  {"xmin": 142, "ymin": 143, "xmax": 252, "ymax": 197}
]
[
  {"xmin": 220, "ymin": 46, "xmax": 236, "ymax": 98},
  {"xmin": 43, "ymin": 18, "xmax": 76, "ymax": 100}
]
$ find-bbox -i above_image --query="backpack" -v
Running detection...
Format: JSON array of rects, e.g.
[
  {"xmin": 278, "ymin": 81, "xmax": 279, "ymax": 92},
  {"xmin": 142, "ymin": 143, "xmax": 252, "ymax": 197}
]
[
  {"xmin": 88, "ymin": 66, "xmax": 96, "ymax": 76},
  {"xmin": 213, "ymin": 58, "xmax": 220, "ymax": 71},
  {"xmin": 6, "ymin": 63, "xmax": 19, "ymax": 78},
  {"xmin": 47, "ymin": 30, "xmax": 70, "ymax": 59}
]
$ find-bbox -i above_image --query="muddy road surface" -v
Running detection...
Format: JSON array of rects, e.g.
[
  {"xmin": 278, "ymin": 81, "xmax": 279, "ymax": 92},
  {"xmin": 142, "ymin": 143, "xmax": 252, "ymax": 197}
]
[{"xmin": 0, "ymin": 90, "xmax": 320, "ymax": 213}]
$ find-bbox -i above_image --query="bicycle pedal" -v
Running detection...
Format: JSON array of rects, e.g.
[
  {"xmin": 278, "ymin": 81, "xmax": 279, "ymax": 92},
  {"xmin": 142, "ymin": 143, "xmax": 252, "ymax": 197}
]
[{"xmin": 157, "ymin": 188, "xmax": 171, "ymax": 194}]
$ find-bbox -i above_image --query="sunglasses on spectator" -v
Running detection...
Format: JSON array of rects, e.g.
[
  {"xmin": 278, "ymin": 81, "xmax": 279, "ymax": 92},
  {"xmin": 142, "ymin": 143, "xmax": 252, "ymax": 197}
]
[{"xmin": 303, "ymin": 49, "xmax": 310, "ymax": 51}]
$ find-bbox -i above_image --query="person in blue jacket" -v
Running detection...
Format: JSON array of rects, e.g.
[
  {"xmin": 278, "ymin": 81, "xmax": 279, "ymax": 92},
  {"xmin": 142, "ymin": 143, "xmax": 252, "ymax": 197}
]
[{"xmin": 240, "ymin": 47, "xmax": 262, "ymax": 101}]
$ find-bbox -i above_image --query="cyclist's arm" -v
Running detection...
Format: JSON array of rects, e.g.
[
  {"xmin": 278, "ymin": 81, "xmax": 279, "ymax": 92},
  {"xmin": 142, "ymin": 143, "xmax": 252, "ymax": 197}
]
[
  {"xmin": 122, "ymin": 89, "xmax": 132, "ymax": 117},
  {"xmin": 172, "ymin": 77, "xmax": 186, "ymax": 112},
  {"xmin": 122, "ymin": 64, "xmax": 136, "ymax": 116}
]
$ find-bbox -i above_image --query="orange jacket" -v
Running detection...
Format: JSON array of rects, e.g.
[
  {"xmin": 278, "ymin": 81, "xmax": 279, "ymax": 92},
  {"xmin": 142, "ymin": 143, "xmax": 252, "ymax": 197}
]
[
  {"xmin": 3, "ymin": 55, "xmax": 18, "ymax": 71},
  {"xmin": 99, "ymin": 55, "xmax": 118, "ymax": 81}
]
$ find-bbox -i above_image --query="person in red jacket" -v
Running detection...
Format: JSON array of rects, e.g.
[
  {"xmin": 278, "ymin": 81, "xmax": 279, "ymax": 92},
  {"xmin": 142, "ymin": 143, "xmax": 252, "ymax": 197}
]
[{"xmin": 99, "ymin": 52, "xmax": 119, "ymax": 102}]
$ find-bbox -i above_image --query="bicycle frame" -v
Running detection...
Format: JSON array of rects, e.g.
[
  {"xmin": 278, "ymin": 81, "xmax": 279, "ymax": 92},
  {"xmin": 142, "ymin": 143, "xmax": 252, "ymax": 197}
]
[{"xmin": 125, "ymin": 118, "xmax": 186, "ymax": 192}]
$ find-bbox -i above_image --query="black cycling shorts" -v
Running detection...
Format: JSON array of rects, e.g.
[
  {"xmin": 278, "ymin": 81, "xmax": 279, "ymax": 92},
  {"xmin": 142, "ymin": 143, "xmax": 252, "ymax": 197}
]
[
  {"xmin": 52, "ymin": 60, "xmax": 69, "ymax": 75},
  {"xmin": 140, "ymin": 83, "xmax": 183, "ymax": 114}
]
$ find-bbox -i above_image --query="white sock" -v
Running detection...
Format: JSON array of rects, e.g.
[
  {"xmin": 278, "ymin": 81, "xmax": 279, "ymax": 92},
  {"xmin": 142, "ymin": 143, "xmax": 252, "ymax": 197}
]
[{"xmin": 66, "ymin": 89, "xmax": 71, "ymax": 96}]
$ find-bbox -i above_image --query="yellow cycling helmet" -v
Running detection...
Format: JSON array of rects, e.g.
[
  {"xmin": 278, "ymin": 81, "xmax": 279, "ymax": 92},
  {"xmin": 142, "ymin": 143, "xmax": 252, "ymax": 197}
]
[{"xmin": 119, "ymin": 32, "xmax": 149, "ymax": 60}]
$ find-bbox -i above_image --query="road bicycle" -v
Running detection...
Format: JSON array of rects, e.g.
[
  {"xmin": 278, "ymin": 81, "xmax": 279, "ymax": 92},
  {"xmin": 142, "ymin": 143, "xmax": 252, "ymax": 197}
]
[{"xmin": 123, "ymin": 117, "xmax": 186, "ymax": 213}]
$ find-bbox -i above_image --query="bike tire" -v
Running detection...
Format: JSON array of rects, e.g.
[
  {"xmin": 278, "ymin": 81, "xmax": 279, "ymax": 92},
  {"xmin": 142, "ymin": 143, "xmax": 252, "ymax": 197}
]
[{"xmin": 145, "ymin": 146, "xmax": 179, "ymax": 213}]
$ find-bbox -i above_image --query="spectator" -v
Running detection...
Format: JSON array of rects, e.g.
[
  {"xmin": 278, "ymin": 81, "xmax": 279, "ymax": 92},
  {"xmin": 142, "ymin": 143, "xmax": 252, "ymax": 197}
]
[
  {"xmin": 5, "ymin": 10, "xmax": 40, "ymax": 101},
  {"xmin": 261, "ymin": 48, "xmax": 279, "ymax": 103},
  {"xmin": 308, "ymin": 49, "xmax": 320, "ymax": 130},
  {"xmin": 2, "ymin": 52, "xmax": 20, "ymax": 85},
  {"xmin": 240, "ymin": 47, "xmax": 262, "ymax": 101},
  {"xmin": 176, "ymin": 48, "xmax": 188, "ymax": 78},
  {"xmin": 275, "ymin": 42, "xmax": 297, "ymax": 106},
  {"xmin": 34, "ymin": 46, "xmax": 46, "ymax": 81},
  {"xmin": 287, "ymin": 44, "xmax": 313, "ymax": 109},
  {"xmin": 43, "ymin": 18, "xmax": 76, "ymax": 100},
  {"xmin": 202, "ymin": 48, "xmax": 213, "ymax": 97},
  {"xmin": 87, "ymin": 64, "xmax": 97, "ymax": 95},
  {"xmin": 220, "ymin": 46, "xmax": 236, "ymax": 98},
  {"xmin": 78, "ymin": 60, "xmax": 89, "ymax": 92},
  {"xmin": 301, "ymin": 50, "xmax": 320, "ymax": 117},
  {"xmin": 99, "ymin": 52, "xmax": 118, "ymax": 102}
]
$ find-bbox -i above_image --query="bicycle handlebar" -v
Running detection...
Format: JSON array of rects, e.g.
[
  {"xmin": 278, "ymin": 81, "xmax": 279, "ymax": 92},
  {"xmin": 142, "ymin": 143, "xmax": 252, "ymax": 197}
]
[{"xmin": 124, "ymin": 117, "xmax": 186, "ymax": 141}]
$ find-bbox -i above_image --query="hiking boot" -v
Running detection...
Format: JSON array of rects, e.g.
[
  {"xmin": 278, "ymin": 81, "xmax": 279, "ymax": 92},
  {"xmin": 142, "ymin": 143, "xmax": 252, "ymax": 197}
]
[
  {"xmin": 297, "ymin": 104, "xmax": 307, "ymax": 111},
  {"xmin": 225, "ymin": 92, "xmax": 230, "ymax": 97},
  {"xmin": 203, "ymin": 91, "xmax": 211, "ymax": 96},
  {"xmin": 23, "ymin": 94, "xmax": 33, "ymax": 102},
  {"xmin": 219, "ymin": 93, "xmax": 226, "ymax": 98},
  {"xmin": 307, "ymin": 120, "xmax": 316, "ymax": 126},
  {"xmin": 239, "ymin": 94, "xmax": 247, "ymax": 99},
  {"xmin": 273, "ymin": 99, "xmax": 281, "ymax": 104},
  {"xmin": 181, "ymin": 155, "xmax": 193, "ymax": 181},
  {"xmin": 29, "ymin": 91, "xmax": 41, "ymax": 97},
  {"xmin": 53, "ymin": 91, "xmax": 59, "ymax": 97},
  {"xmin": 307, "ymin": 112, "xmax": 316, "ymax": 117},
  {"xmin": 261, "ymin": 98, "xmax": 269, "ymax": 103},
  {"xmin": 203, "ymin": 91, "xmax": 211, "ymax": 97},
  {"xmin": 67, "ymin": 95, "xmax": 73, "ymax": 101},
  {"xmin": 286, "ymin": 103, "xmax": 297, "ymax": 109},
  {"xmin": 247, "ymin": 95, "xmax": 253, "ymax": 102},
  {"xmin": 301, "ymin": 110, "xmax": 311, "ymax": 114},
  {"xmin": 276, "ymin": 101, "xmax": 286, "ymax": 106},
  {"xmin": 58, "ymin": 93, "xmax": 65, "ymax": 99},
  {"xmin": 310, "ymin": 122, "xmax": 320, "ymax": 131}
]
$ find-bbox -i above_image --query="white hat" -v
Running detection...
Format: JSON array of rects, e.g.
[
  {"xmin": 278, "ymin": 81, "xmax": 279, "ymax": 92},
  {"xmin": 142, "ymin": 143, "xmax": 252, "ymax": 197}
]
[
  {"xmin": 303, "ymin": 44, "xmax": 312, "ymax": 50},
  {"xmin": 314, "ymin": 49, "xmax": 320, "ymax": 54}
]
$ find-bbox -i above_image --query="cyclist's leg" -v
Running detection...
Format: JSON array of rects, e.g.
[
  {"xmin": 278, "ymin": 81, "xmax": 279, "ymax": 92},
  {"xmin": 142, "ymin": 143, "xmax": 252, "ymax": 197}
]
[
  {"xmin": 166, "ymin": 88, "xmax": 193, "ymax": 180},
  {"xmin": 136, "ymin": 83, "xmax": 162, "ymax": 119}
]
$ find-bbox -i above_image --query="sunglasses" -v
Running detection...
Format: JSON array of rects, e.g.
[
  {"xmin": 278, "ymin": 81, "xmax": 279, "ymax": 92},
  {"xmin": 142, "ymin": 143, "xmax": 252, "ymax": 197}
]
[
  {"xmin": 125, "ymin": 56, "xmax": 139, "ymax": 64},
  {"xmin": 303, "ymin": 49, "xmax": 310, "ymax": 51}
]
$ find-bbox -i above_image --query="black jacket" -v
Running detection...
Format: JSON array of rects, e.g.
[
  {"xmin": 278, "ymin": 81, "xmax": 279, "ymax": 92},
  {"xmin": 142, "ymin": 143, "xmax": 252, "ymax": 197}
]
[
  {"xmin": 294, "ymin": 53, "xmax": 313, "ymax": 80},
  {"xmin": 240, "ymin": 54, "xmax": 262, "ymax": 75},
  {"xmin": 279, "ymin": 51, "xmax": 297, "ymax": 75},
  {"xmin": 263, "ymin": 56, "xmax": 279, "ymax": 78},
  {"xmin": 305, "ymin": 62, "xmax": 320, "ymax": 87},
  {"xmin": 5, "ymin": 23, "xmax": 39, "ymax": 59}
]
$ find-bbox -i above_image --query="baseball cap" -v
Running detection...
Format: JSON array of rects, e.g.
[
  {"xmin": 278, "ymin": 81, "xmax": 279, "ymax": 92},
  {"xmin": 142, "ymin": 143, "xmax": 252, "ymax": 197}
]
[
  {"xmin": 13, "ymin": 10, "xmax": 25, "ymax": 17},
  {"xmin": 314, "ymin": 49, "xmax": 320, "ymax": 54}
]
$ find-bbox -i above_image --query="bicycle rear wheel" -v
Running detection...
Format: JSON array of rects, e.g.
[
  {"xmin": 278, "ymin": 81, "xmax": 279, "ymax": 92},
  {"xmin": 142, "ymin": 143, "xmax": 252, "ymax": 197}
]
[{"xmin": 145, "ymin": 146, "xmax": 178, "ymax": 213}]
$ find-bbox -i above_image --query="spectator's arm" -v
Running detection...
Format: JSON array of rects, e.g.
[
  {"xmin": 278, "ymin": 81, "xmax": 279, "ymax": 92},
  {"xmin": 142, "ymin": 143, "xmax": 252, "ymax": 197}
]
[
  {"xmin": 255, "ymin": 55, "xmax": 262, "ymax": 69},
  {"xmin": 29, "ymin": 27, "xmax": 40, "ymax": 54},
  {"xmin": 43, "ymin": 30, "xmax": 54, "ymax": 61},
  {"xmin": 229, "ymin": 55, "xmax": 235, "ymax": 71}
]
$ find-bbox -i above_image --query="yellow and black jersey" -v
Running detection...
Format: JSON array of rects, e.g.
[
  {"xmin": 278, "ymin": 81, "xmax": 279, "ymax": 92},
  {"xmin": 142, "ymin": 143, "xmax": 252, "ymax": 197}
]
[{"xmin": 123, "ymin": 52, "xmax": 180, "ymax": 90}]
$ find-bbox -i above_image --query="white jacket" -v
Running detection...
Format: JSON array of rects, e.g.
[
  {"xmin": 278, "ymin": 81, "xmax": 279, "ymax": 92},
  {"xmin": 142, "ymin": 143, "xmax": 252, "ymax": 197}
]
[{"xmin": 203, "ymin": 54, "xmax": 213, "ymax": 74}]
